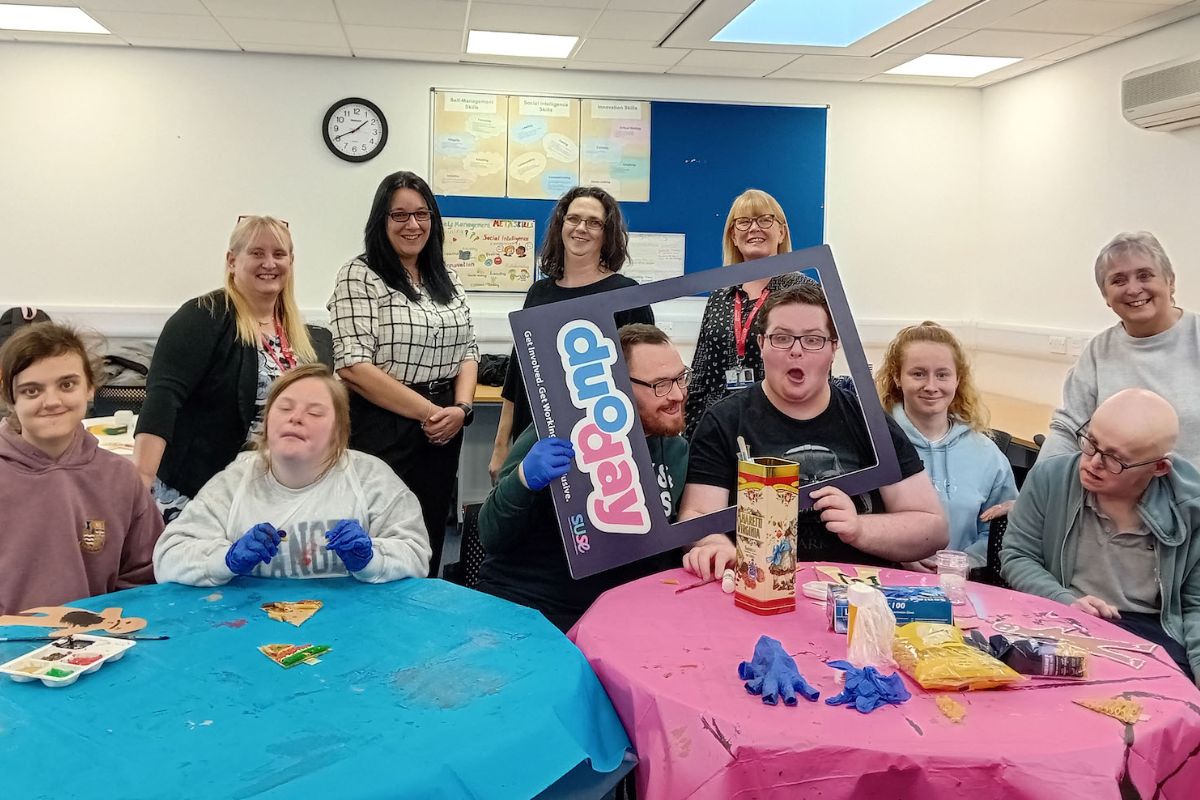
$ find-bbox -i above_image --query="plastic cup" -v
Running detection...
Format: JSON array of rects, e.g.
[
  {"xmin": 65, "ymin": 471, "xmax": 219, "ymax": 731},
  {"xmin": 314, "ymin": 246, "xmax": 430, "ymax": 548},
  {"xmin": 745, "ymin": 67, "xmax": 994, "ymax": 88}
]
[
  {"xmin": 936, "ymin": 549, "xmax": 970, "ymax": 605},
  {"xmin": 113, "ymin": 409, "xmax": 134, "ymax": 432}
]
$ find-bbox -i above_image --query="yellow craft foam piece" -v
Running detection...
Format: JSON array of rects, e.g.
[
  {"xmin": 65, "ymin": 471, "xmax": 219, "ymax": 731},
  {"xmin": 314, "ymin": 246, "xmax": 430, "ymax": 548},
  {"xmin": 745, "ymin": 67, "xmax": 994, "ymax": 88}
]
[{"xmin": 1075, "ymin": 697, "xmax": 1143, "ymax": 725}]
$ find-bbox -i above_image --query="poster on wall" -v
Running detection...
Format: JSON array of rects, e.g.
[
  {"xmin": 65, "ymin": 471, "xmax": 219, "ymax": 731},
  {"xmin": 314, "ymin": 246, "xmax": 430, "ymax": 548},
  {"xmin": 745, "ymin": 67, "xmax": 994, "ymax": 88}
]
[
  {"xmin": 507, "ymin": 246, "xmax": 899, "ymax": 578},
  {"xmin": 624, "ymin": 232, "xmax": 685, "ymax": 285},
  {"xmin": 443, "ymin": 217, "xmax": 536, "ymax": 292},
  {"xmin": 580, "ymin": 100, "xmax": 651, "ymax": 203},
  {"xmin": 431, "ymin": 91, "xmax": 509, "ymax": 198},
  {"xmin": 506, "ymin": 95, "xmax": 580, "ymax": 200}
]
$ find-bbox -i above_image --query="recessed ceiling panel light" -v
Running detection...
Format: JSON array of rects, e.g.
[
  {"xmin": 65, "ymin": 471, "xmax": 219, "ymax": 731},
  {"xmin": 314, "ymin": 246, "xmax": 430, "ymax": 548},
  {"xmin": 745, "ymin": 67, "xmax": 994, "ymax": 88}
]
[
  {"xmin": 0, "ymin": 3, "xmax": 109, "ymax": 34},
  {"xmin": 714, "ymin": 0, "xmax": 930, "ymax": 47},
  {"xmin": 467, "ymin": 30, "xmax": 577, "ymax": 59},
  {"xmin": 886, "ymin": 54, "xmax": 1021, "ymax": 78}
]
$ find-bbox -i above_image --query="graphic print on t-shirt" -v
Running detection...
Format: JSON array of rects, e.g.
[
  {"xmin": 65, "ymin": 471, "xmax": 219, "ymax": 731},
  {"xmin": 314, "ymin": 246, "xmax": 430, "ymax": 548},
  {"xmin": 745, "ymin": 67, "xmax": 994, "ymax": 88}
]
[{"xmin": 260, "ymin": 518, "xmax": 350, "ymax": 579}]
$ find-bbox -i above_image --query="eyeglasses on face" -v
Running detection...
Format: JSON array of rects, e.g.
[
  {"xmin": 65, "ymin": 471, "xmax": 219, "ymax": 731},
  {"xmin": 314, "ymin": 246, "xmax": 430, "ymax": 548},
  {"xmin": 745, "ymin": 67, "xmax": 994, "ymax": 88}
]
[
  {"xmin": 238, "ymin": 215, "xmax": 289, "ymax": 228},
  {"xmin": 388, "ymin": 209, "xmax": 432, "ymax": 225},
  {"xmin": 732, "ymin": 214, "xmax": 777, "ymax": 232},
  {"xmin": 1076, "ymin": 423, "xmax": 1162, "ymax": 475},
  {"xmin": 765, "ymin": 332, "xmax": 833, "ymax": 351},
  {"xmin": 564, "ymin": 214, "xmax": 605, "ymax": 231},
  {"xmin": 630, "ymin": 368, "xmax": 692, "ymax": 397}
]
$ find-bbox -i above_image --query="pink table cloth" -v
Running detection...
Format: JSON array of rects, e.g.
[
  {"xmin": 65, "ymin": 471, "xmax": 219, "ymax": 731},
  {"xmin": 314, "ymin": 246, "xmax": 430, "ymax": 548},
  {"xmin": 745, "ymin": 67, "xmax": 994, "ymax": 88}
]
[{"xmin": 570, "ymin": 563, "xmax": 1200, "ymax": 800}]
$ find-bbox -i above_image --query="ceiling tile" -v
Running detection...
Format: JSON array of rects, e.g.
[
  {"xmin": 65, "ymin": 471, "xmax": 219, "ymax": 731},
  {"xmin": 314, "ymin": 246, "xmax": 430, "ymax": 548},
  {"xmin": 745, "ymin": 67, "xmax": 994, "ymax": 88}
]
[
  {"xmin": 465, "ymin": 0, "xmax": 606, "ymax": 7},
  {"xmin": 353, "ymin": 49, "xmax": 460, "ymax": 62},
  {"xmin": 459, "ymin": 53, "xmax": 569, "ymax": 68},
  {"xmin": 864, "ymin": 73, "xmax": 969, "ymax": 86},
  {"xmin": 202, "ymin": 0, "xmax": 338, "ymax": 23},
  {"xmin": 220, "ymin": 17, "xmax": 347, "ymax": 47},
  {"xmin": 344, "ymin": 25, "xmax": 460, "ymax": 53},
  {"xmin": 10, "ymin": 30, "xmax": 127, "ymax": 44},
  {"xmin": 587, "ymin": 10, "xmax": 680, "ymax": 42},
  {"xmin": 1103, "ymin": 1, "xmax": 1200, "ymax": 35},
  {"xmin": 566, "ymin": 60, "xmax": 672, "ymax": 73},
  {"xmin": 939, "ymin": 0, "xmax": 1045, "ymax": 29},
  {"xmin": 886, "ymin": 25, "xmax": 974, "ymax": 55},
  {"xmin": 87, "ymin": 11, "xmax": 228, "ymax": 40},
  {"xmin": 989, "ymin": 0, "xmax": 1174, "ymax": 35},
  {"xmin": 936, "ymin": 28, "xmax": 1087, "ymax": 58},
  {"xmin": 668, "ymin": 64, "xmax": 778, "ymax": 77},
  {"xmin": 773, "ymin": 72, "xmax": 870, "ymax": 83},
  {"xmin": 672, "ymin": 48, "xmax": 796, "ymax": 70},
  {"xmin": 1115, "ymin": 0, "xmax": 1191, "ymax": 4},
  {"xmin": 769, "ymin": 53, "xmax": 910, "ymax": 77},
  {"xmin": 333, "ymin": 0, "xmax": 466, "ymax": 30},
  {"xmin": 958, "ymin": 57, "xmax": 1053, "ymax": 86},
  {"xmin": 608, "ymin": 0, "xmax": 696, "ymax": 9},
  {"xmin": 467, "ymin": 3, "xmax": 599, "ymax": 36},
  {"xmin": 572, "ymin": 38, "xmax": 686, "ymax": 65},
  {"xmin": 1038, "ymin": 34, "xmax": 1120, "ymax": 61},
  {"xmin": 124, "ymin": 36, "xmax": 240, "ymax": 50},
  {"xmin": 241, "ymin": 41, "xmax": 351, "ymax": 56},
  {"xmin": 80, "ymin": 0, "xmax": 208, "ymax": 11}
]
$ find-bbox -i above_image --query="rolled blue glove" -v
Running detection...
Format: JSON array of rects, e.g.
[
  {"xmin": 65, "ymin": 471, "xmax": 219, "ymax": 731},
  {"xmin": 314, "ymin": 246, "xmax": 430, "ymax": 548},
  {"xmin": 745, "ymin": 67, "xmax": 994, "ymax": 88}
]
[
  {"xmin": 225, "ymin": 522, "xmax": 283, "ymax": 575},
  {"xmin": 737, "ymin": 635, "xmax": 820, "ymax": 706},
  {"xmin": 325, "ymin": 519, "xmax": 373, "ymax": 573},
  {"xmin": 824, "ymin": 660, "xmax": 911, "ymax": 713},
  {"xmin": 520, "ymin": 437, "xmax": 576, "ymax": 491}
]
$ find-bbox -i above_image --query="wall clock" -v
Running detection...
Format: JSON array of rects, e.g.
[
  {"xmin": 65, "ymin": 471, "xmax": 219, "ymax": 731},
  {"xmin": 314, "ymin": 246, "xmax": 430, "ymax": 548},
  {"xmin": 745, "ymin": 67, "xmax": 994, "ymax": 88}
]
[{"xmin": 323, "ymin": 97, "xmax": 387, "ymax": 162}]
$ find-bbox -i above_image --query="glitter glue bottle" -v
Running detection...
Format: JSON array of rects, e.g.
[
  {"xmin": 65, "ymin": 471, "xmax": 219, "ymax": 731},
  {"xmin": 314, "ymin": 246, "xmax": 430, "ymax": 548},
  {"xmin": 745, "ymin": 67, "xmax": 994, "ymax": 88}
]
[{"xmin": 846, "ymin": 583, "xmax": 897, "ymax": 669}]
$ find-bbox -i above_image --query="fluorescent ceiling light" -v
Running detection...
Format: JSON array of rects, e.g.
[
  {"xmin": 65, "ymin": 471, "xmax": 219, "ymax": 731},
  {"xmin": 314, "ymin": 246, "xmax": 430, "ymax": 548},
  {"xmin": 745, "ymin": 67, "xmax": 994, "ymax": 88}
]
[
  {"xmin": 467, "ymin": 30, "xmax": 577, "ymax": 59},
  {"xmin": 714, "ymin": 0, "xmax": 930, "ymax": 47},
  {"xmin": 0, "ymin": 3, "xmax": 109, "ymax": 34},
  {"xmin": 886, "ymin": 54, "xmax": 1021, "ymax": 78}
]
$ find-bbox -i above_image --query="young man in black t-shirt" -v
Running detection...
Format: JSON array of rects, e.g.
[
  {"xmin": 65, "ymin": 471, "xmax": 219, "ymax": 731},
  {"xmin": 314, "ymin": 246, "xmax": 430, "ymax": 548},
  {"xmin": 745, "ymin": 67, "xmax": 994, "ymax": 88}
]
[{"xmin": 681, "ymin": 283, "xmax": 947, "ymax": 579}]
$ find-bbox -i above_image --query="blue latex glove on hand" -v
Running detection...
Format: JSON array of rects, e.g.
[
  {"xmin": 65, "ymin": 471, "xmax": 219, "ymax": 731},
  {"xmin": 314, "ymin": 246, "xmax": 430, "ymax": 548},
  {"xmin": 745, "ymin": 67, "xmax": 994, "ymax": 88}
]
[
  {"xmin": 225, "ymin": 522, "xmax": 283, "ymax": 575},
  {"xmin": 824, "ymin": 660, "xmax": 911, "ymax": 713},
  {"xmin": 325, "ymin": 519, "xmax": 373, "ymax": 573},
  {"xmin": 520, "ymin": 437, "xmax": 576, "ymax": 491},
  {"xmin": 737, "ymin": 635, "xmax": 820, "ymax": 706}
]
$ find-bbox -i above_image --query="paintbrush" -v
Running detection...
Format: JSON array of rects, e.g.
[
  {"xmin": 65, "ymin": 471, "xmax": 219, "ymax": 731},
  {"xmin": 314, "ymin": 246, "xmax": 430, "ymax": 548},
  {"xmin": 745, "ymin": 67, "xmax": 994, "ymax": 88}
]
[{"xmin": 0, "ymin": 634, "xmax": 170, "ymax": 643}]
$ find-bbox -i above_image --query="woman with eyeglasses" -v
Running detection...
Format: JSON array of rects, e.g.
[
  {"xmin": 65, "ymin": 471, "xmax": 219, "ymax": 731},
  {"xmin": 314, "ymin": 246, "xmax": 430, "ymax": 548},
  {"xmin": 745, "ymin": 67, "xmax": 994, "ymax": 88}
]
[
  {"xmin": 134, "ymin": 215, "xmax": 333, "ymax": 523},
  {"xmin": 683, "ymin": 189, "xmax": 815, "ymax": 439},
  {"xmin": 488, "ymin": 186, "xmax": 652, "ymax": 483},
  {"xmin": 876, "ymin": 322, "xmax": 1017, "ymax": 571},
  {"xmin": 328, "ymin": 171, "xmax": 478, "ymax": 577}
]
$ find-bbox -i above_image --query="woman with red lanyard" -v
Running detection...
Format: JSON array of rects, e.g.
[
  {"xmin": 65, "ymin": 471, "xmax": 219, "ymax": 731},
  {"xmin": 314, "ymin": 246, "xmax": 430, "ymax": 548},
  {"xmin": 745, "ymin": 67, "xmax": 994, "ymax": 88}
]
[
  {"xmin": 684, "ymin": 189, "xmax": 815, "ymax": 439},
  {"xmin": 134, "ymin": 215, "xmax": 333, "ymax": 522}
]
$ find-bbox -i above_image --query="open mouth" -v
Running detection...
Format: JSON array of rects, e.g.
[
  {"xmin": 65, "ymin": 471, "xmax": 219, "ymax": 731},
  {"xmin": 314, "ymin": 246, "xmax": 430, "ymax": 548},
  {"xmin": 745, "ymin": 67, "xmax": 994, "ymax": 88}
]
[
  {"xmin": 787, "ymin": 367, "xmax": 806, "ymax": 383},
  {"xmin": 1126, "ymin": 298, "xmax": 1151, "ymax": 308}
]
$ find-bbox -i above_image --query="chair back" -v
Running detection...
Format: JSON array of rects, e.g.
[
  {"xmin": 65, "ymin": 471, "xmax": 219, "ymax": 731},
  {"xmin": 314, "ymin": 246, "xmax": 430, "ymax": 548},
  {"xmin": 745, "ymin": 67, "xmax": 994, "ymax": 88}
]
[
  {"xmin": 983, "ymin": 516, "xmax": 1009, "ymax": 588},
  {"xmin": 444, "ymin": 503, "xmax": 485, "ymax": 589},
  {"xmin": 987, "ymin": 428, "xmax": 1013, "ymax": 457}
]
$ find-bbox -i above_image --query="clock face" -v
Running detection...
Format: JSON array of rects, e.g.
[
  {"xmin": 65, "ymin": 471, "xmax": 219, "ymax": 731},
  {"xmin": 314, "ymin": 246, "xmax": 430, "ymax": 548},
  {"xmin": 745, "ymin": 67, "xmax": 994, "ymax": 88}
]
[{"xmin": 323, "ymin": 97, "xmax": 388, "ymax": 163}]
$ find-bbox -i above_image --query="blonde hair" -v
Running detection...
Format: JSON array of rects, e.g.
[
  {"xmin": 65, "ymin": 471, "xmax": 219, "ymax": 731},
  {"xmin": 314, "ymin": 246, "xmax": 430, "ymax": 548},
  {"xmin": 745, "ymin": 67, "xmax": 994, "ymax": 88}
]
[
  {"xmin": 722, "ymin": 189, "xmax": 792, "ymax": 265},
  {"xmin": 875, "ymin": 321, "xmax": 989, "ymax": 432},
  {"xmin": 258, "ymin": 364, "xmax": 350, "ymax": 478},
  {"xmin": 213, "ymin": 215, "xmax": 317, "ymax": 362}
]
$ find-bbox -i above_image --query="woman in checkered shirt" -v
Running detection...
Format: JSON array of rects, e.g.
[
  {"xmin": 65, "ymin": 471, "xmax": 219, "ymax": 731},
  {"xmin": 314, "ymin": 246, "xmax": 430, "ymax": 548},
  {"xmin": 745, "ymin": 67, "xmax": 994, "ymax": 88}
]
[{"xmin": 328, "ymin": 171, "xmax": 479, "ymax": 577}]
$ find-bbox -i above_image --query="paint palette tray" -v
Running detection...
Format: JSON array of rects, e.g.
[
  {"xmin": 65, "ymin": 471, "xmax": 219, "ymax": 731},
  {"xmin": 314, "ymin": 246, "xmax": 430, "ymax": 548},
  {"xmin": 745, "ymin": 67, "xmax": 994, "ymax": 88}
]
[{"xmin": 0, "ymin": 635, "xmax": 135, "ymax": 687}]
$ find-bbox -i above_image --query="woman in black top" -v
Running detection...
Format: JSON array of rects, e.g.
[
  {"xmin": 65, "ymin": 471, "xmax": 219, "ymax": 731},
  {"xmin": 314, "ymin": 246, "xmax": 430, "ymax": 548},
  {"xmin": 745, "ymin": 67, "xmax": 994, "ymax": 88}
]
[
  {"xmin": 134, "ymin": 216, "xmax": 333, "ymax": 521},
  {"xmin": 684, "ymin": 189, "xmax": 812, "ymax": 439},
  {"xmin": 488, "ymin": 186, "xmax": 653, "ymax": 481}
]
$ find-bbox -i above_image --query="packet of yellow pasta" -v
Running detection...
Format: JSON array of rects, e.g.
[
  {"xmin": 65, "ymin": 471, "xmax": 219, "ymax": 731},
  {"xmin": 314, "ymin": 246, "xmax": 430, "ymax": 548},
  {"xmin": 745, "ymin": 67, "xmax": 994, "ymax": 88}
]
[{"xmin": 892, "ymin": 622, "xmax": 1023, "ymax": 691}]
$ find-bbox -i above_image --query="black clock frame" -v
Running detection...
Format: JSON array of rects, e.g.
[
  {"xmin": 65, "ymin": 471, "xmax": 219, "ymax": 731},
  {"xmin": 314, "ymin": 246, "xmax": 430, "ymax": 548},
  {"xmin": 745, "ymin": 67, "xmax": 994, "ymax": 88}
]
[{"xmin": 322, "ymin": 97, "xmax": 388, "ymax": 163}]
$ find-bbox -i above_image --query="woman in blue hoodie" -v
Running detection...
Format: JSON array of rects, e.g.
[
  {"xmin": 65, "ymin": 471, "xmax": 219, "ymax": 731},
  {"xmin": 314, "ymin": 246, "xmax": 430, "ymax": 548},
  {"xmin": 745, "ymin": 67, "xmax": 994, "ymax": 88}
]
[{"xmin": 876, "ymin": 322, "xmax": 1017, "ymax": 570}]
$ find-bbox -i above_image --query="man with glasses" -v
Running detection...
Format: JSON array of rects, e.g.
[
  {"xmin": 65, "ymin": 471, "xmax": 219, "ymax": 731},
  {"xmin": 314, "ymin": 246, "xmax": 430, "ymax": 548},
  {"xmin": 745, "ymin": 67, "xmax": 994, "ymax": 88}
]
[
  {"xmin": 475, "ymin": 324, "xmax": 690, "ymax": 631},
  {"xmin": 1003, "ymin": 388, "xmax": 1200, "ymax": 681},
  {"xmin": 681, "ymin": 283, "xmax": 946, "ymax": 579}
]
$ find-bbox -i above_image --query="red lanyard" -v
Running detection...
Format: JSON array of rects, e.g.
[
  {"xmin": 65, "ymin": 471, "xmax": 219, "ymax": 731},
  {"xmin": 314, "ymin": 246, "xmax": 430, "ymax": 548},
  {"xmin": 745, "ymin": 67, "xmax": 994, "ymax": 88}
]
[
  {"xmin": 261, "ymin": 321, "xmax": 297, "ymax": 374},
  {"xmin": 732, "ymin": 289, "xmax": 770, "ymax": 361}
]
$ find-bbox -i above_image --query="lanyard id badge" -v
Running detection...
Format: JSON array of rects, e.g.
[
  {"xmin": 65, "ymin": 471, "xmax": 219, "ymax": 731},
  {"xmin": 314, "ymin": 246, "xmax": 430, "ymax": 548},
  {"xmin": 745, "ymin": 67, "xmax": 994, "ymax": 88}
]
[
  {"xmin": 725, "ymin": 366, "xmax": 756, "ymax": 390},
  {"xmin": 727, "ymin": 289, "xmax": 770, "ymax": 391}
]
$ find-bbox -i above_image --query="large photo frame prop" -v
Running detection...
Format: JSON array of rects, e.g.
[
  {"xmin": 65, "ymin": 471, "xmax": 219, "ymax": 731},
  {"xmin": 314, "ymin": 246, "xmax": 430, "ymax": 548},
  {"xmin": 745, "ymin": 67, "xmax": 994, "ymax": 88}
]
[{"xmin": 509, "ymin": 245, "xmax": 899, "ymax": 578}]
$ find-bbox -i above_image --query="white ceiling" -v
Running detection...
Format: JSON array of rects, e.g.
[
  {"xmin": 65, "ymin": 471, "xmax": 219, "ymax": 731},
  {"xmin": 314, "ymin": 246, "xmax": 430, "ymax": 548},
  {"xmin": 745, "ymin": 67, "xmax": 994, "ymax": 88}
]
[{"xmin": 3, "ymin": 0, "xmax": 1199, "ymax": 87}]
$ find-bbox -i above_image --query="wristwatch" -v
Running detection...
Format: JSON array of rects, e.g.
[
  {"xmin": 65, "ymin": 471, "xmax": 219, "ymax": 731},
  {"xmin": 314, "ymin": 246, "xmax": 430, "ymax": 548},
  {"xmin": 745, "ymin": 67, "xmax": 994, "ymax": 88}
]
[{"xmin": 454, "ymin": 402, "xmax": 475, "ymax": 427}]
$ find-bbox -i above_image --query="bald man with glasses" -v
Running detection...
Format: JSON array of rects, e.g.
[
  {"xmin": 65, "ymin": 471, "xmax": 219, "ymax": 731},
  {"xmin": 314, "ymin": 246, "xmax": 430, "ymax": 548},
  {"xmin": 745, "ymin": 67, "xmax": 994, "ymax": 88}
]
[{"xmin": 1003, "ymin": 388, "xmax": 1200, "ymax": 683}]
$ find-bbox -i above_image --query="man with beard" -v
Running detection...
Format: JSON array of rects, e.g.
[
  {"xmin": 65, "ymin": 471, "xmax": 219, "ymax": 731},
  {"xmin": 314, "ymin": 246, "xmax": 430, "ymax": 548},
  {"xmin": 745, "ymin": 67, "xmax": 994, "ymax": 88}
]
[
  {"xmin": 476, "ymin": 324, "xmax": 690, "ymax": 630},
  {"xmin": 680, "ymin": 282, "xmax": 947, "ymax": 580}
]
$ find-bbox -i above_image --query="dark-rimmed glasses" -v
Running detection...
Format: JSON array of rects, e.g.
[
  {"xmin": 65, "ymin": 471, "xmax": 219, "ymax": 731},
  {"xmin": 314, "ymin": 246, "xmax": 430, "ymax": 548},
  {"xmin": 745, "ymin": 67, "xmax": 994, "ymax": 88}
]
[
  {"xmin": 732, "ymin": 214, "xmax": 777, "ymax": 231},
  {"xmin": 564, "ymin": 214, "xmax": 605, "ymax": 231},
  {"xmin": 388, "ymin": 209, "xmax": 432, "ymax": 225},
  {"xmin": 630, "ymin": 368, "xmax": 692, "ymax": 397},
  {"xmin": 765, "ymin": 333, "xmax": 834, "ymax": 351},
  {"xmin": 1076, "ymin": 423, "xmax": 1162, "ymax": 475}
]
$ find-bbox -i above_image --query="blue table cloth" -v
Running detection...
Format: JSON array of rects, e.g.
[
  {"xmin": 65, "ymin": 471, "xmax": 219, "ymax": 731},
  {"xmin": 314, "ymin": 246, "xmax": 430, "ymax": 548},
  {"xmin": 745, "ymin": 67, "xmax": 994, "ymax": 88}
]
[{"xmin": 0, "ymin": 578, "xmax": 630, "ymax": 799}]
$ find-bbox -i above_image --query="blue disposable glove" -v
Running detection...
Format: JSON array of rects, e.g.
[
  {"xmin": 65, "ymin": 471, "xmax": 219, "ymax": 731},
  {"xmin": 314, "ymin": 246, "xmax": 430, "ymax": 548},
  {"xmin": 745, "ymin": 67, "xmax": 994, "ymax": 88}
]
[
  {"xmin": 520, "ymin": 437, "xmax": 576, "ymax": 491},
  {"xmin": 737, "ymin": 635, "xmax": 820, "ymax": 706},
  {"xmin": 225, "ymin": 522, "xmax": 283, "ymax": 575},
  {"xmin": 824, "ymin": 660, "xmax": 911, "ymax": 713},
  {"xmin": 325, "ymin": 519, "xmax": 373, "ymax": 573}
]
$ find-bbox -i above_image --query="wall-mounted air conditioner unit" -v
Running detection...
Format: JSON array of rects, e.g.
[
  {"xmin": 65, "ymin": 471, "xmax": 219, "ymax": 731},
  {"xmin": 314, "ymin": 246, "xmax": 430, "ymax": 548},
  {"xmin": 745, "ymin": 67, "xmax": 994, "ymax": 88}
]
[{"xmin": 1122, "ymin": 54, "xmax": 1200, "ymax": 131}]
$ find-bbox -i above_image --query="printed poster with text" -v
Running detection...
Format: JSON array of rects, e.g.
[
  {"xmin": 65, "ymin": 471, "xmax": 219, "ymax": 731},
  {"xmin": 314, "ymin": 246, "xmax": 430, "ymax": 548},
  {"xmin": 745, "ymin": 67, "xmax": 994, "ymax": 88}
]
[
  {"xmin": 507, "ymin": 95, "xmax": 580, "ymax": 200},
  {"xmin": 432, "ymin": 91, "xmax": 508, "ymax": 198},
  {"xmin": 580, "ymin": 100, "xmax": 651, "ymax": 203},
  {"xmin": 443, "ymin": 217, "xmax": 535, "ymax": 292}
]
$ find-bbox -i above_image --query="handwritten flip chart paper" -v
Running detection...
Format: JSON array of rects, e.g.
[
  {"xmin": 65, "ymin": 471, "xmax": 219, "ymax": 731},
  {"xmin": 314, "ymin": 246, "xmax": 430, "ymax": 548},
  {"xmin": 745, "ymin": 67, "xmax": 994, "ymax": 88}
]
[
  {"xmin": 624, "ymin": 232, "xmax": 685, "ymax": 285},
  {"xmin": 432, "ymin": 91, "xmax": 509, "ymax": 198},
  {"xmin": 506, "ymin": 96, "xmax": 580, "ymax": 200},
  {"xmin": 443, "ymin": 217, "xmax": 536, "ymax": 292},
  {"xmin": 580, "ymin": 100, "xmax": 651, "ymax": 203}
]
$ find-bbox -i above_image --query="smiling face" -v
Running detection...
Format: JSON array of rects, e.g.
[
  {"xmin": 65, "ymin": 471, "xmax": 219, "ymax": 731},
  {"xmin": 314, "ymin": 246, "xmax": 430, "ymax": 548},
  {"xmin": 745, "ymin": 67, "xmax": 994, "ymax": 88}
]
[
  {"xmin": 627, "ymin": 342, "xmax": 688, "ymax": 437},
  {"xmin": 1101, "ymin": 250, "xmax": 1176, "ymax": 335},
  {"xmin": 898, "ymin": 341, "xmax": 959, "ymax": 420},
  {"xmin": 730, "ymin": 213, "xmax": 786, "ymax": 263},
  {"xmin": 759, "ymin": 302, "xmax": 837, "ymax": 412},
  {"xmin": 560, "ymin": 196, "xmax": 606, "ymax": 266},
  {"xmin": 12, "ymin": 352, "xmax": 93, "ymax": 456},
  {"xmin": 386, "ymin": 187, "xmax": 432, "ymax": 268},
  {"xmin": 265, "ymin": 377, "xmax": 337, "ymax": 472},
  {"xmin": 227, "ymin": 228, "xmax": 292, "ymax": 304}
]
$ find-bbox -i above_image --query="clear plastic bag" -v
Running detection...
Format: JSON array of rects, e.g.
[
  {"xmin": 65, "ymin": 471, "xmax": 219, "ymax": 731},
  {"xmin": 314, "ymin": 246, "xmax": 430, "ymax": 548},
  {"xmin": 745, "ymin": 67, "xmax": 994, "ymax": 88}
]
[{"xmin": 892, "ymin": 622, "xmax": 1023, "ymax": 691}]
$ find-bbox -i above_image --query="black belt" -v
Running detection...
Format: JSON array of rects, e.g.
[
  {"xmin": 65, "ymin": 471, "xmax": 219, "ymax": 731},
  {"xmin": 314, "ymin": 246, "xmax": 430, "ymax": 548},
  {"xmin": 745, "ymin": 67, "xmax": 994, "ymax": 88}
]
[{"xmin": 408, "ymin": 378, "xmax": 455, "ymax": 397}]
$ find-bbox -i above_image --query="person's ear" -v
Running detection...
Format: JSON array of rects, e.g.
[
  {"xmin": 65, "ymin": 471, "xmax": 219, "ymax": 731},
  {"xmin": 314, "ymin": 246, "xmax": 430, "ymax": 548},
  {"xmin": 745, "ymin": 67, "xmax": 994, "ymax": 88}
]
[
  {"xmin": 226, "ymin": 251, "xmax": 237, "ymax": 272},
  {"xmin": 1153, "ymin": 457, "xmax": 1172, "ymax": 478}
]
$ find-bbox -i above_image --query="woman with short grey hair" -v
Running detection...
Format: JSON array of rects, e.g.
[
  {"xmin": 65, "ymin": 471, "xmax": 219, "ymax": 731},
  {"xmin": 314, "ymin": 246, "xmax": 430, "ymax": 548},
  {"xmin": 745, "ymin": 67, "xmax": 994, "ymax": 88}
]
[{"xmin": 1041, "ymin": 231, "xmax": 1200, "ymax": 464}]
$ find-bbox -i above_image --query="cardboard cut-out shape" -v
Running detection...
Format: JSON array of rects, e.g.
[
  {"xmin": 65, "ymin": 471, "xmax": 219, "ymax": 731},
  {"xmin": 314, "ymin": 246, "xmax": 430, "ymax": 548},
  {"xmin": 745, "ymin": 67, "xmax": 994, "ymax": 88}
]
[
  {"xmin": 0, "ymin": 606, "xmax": 147, "ymax": 636},
  {"xmin": 991, "ymin": 620, "xmax": 1156, "ymax": 670},
  {"xmin": 261, "ymin": 600, "xmax": 322, "ymax": 627},
  {"xmin": 814, "ymin": 565, "xmax": 884, "ymax": 587},
  {"xmin": 508, "ymin": 246, "xmax": 899, "ymax": 578}
]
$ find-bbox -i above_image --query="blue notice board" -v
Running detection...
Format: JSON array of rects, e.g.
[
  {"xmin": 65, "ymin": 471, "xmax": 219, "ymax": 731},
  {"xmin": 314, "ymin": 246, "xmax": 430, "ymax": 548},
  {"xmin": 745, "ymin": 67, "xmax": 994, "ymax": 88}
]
[{"xmin": 436, "ymin": 100, "xmax": 827, "ymax": 276}]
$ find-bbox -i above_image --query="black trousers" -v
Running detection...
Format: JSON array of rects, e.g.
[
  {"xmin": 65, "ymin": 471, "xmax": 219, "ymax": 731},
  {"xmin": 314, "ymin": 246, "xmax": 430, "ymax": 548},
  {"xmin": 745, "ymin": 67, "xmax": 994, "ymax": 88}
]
[
  {"xmin": 348, "ymin": 386, "xmax": 462, "ymax": 578},
  {"xmin": 1111, "ymin": 611, "xmax": 1195, "ymax": 680}
]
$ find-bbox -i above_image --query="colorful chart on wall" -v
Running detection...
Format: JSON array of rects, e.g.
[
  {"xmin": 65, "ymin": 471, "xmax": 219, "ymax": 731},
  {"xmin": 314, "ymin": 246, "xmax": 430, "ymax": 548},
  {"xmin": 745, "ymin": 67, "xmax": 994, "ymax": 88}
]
[
  {"xmin": 443, "ymin": 217, "xmax": 536, "ymax": 292},
  {"xmin": 431, "ymin": 91, "xmax": 509, "ymax": 198},
  {"xmin": 506, "ymin": 95, "xmax": 580, "ymax": 200},
  {"xmin": 624, "ymin": 232, "xmax": 685, "ymax": 285},
  {"xmin": 580, "ymin": 100, "xmax": 651, "ymax": 202}
]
